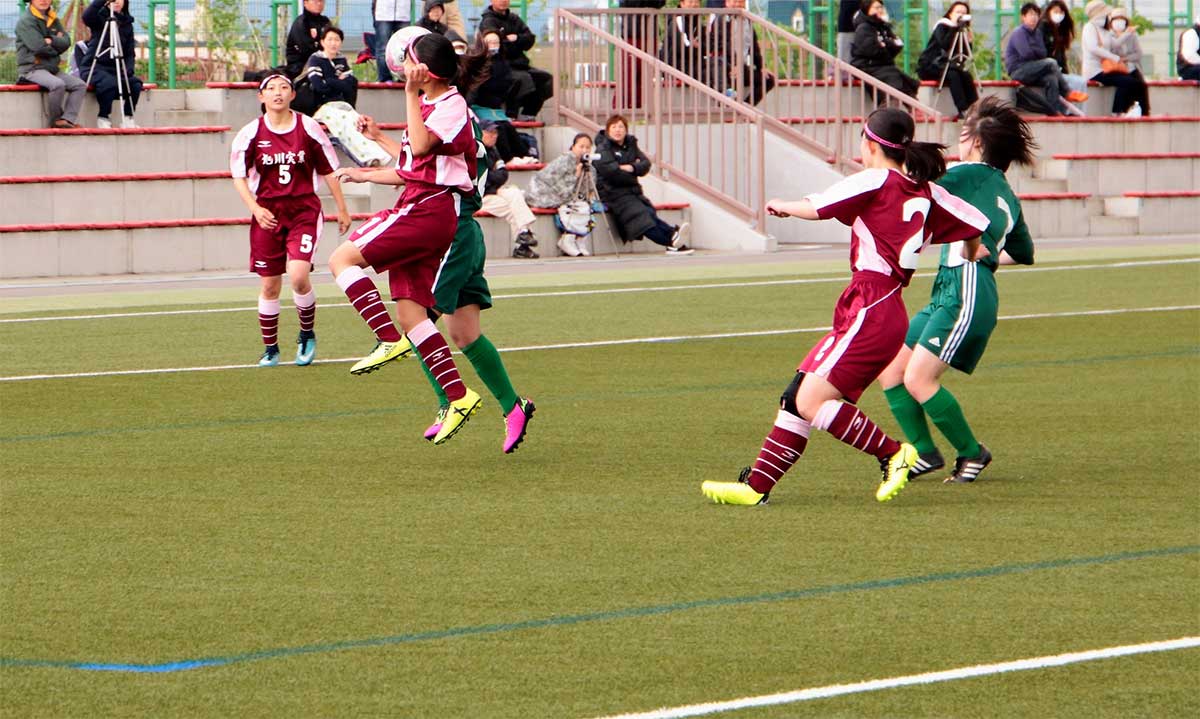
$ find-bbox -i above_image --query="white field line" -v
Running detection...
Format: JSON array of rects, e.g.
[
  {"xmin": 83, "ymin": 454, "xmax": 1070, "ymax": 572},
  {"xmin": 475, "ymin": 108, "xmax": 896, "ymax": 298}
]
[
  {"xmin": 591, "ymin": 637, "xmax": 1200, "ymax": 719},
  {"xmin": 1, "ymin": 258, "xmax": 1195, "ymax": 325},
  {"xmin": 0, "ymin": 305, "xmax": 1195, "ymax": 383}
]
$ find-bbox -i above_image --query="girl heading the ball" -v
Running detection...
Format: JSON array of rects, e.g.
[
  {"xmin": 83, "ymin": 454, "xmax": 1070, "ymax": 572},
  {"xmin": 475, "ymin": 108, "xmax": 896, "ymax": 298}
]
[
  {"xmin": 702, "ymin": 108, "xmax": 990, "ymax": 507},
  {"xmin": 327, "ymin": 32, "xmax": 490, "ymax": 444}
]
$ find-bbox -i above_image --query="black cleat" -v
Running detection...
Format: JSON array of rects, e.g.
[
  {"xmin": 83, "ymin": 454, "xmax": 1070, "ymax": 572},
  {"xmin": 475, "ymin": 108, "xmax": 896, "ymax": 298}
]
[
  {"xmin": 945, "ymin": 444, "xmax": 993, "ymax": 483},
  {"xmin": 908, "ymin": 450, "xmax": 946, "ymax": 480}
]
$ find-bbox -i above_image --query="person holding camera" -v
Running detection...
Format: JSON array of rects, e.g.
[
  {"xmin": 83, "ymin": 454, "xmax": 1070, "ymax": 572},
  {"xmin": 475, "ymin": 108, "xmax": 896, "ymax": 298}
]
[
  {"xmin": 851, "ymin": 0, "xmax": 920, "ymax": 103},
  {"xmin": 594, "ymin": 115, "xmax": 692, "ymax": 256},
  {"xmin": 81, "ymin": 0, "xmax": 144, "ymax": 129},
  {"xmin": 527, "ymin": 133, "xmax": 600, "ymax": 257},
  {"xmin": 917, "ymin": 2, "xmax": 979, "ymax": 119},
  {"xmin": 15, "ymin": 0, "xmax": 86, "ymax": 129}
]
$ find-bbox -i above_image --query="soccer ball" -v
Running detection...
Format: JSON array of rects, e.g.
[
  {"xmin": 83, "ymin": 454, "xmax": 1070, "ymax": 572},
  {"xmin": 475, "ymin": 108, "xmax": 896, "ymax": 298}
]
[{"xmin": 385, "ymin": 26, "xmax": 432, "ymax": 77}]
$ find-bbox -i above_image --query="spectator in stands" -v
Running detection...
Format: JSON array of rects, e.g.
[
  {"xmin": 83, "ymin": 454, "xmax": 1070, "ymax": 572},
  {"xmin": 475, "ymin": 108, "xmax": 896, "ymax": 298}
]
[
  {"xmin": 480, "ymin": 121, "xmax": 540, "ymax": 259},
  {"xmin": 371, "ymin": 0, "xmax": 411, "ymax": 83},
  {"xmin": 286, "ymin": 0, "xmax": 331, "ymax": 79},
  {"xmin": 305, "ymin": 26, "xmax": 358, "ymax": 110},
  {"xmin": 617, "ymin": 1, "xmax": 665, "ymax": 107},
  {"xmin": 1105, "ymin": 6, "xmax": 1151, "ymax": 115},
  {"xmin": 15, "ymin": 0, "xmax": 86, "ymax": 129},
  {"xmin": 80, "ymin": 0, "xmax": 143, "ymax": 129},
  {"xmin": 417, "ymin": 1, "xmax": 450, "ymax": 35},
  {"xmin": 711, "ymin": 0, "xmax": 776, "ymax": 105},
  {"xmin": 850, "ymin": 0, "xmax": 919, "ymax": 102},
  {"xmin": 916, "ymin": 2, "xmax": 979, "ymax": 119},
  {"xmin": 1180, "ymin": 14, "xmax": 1200, "ymax": 81},
  {"xmin": 1039, "ymin": 1, "xmax": 1090, "ymax": 102},
  {"xmin": 1082, "ymin": 1, "xmax": 1148, "ymax": 116},
  {"xmin": 527, "ymin": 133, "xmax": 599, "ymax": 257},
  {"xmin": 661, "ymin": 0, "xmax": 709, "ymax": 84},
  {"xmin": 1005, "ymin": 2, "xmax": 1075, "ymax": 116},
  {"xmin": 468, "ymin": 31, "xmax": 525, "ymax": 162},
  {"xmin": 594, "ymin": 115, "xmax": 693, "ymax": 256},
  {"xmin": 480, "ymin": 0, "xmax": 553, "ymax": 121},
  {"xmin": 837, "ymin": 0, "xmax": 860, "ymax": 67}
]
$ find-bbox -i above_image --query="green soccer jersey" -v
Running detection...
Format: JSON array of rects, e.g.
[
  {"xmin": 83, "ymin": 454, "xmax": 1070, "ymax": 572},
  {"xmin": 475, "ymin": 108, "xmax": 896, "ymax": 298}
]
[
  {"xmin": 934, "ymin": 162, "xmax": 1034, "ymax": 271},
  {"xmin": 459, "ymin": 118, "xmax": 485, "ymax": 218}
]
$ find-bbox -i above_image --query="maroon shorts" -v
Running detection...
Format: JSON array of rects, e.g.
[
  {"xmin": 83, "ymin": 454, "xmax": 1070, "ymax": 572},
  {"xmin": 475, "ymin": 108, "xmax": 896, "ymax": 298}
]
[
  {"xmin": 348, "ymin": 187, "xmax": 457, "ymax": 308},
  {"xmin": 249, "ymin": 197, "xmax": 323, "ymax": 276},
  {"xmin": 799, "ymin": 274, "xmax": 909, "ymax": 403}
]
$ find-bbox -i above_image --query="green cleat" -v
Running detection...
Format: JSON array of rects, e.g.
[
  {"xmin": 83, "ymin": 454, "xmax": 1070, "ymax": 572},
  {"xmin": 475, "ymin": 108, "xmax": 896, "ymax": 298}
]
[
  {"xmin": 433, "ymin": 388, "xmax": 482, "ymax": 445},
  {"xmin": 876, "ymin": 443, "xmax": 918, "ymax": 502},
  {"xmin": 349, "ymin": 337, "xmax": 413, "ymax": 375},
  {"xmin": 702, "ymin": 467, "xmax": 769, "ymax": 506}
]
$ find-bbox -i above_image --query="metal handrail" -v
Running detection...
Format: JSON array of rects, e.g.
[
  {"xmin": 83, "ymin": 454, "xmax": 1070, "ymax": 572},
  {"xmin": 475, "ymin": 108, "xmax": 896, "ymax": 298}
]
[{"xmin": 147, "ymin": 0, "xmax": 176, "ymax": 89}]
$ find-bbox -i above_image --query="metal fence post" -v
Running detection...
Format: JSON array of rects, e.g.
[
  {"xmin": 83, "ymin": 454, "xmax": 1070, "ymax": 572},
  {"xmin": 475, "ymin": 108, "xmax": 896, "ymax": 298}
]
[
  {"xmin": 147, "ymin": 0, "xmax": 177, "ymax": 89},
  {"xmin": 1169, "ymin": 0, "xmax": 1197, "ymax": 77},
  {"xmin": 271, "ymin": 0, "xmax": 300, "ymax": 69}
]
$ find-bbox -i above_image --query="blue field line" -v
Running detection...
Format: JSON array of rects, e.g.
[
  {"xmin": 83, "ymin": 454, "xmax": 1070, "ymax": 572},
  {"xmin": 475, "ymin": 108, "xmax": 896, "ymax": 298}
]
[{"xmin": 1, "ymin": 545, "xmax": 1196, "ymax": 675}]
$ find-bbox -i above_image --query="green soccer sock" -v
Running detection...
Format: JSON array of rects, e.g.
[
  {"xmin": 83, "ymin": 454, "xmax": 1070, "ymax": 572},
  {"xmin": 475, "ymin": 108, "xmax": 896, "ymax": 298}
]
[
  {"xmin": 922, "ymin": 386, "xmax": 981, "ymax": 458},
  {"xmin": 884, "ymin": 384, "xmax": 938, "ymax": 455},
  {"xmin": 463, "ymin": 335, "xmax": 519, "ymax": 414},
  {"xmin": 418, "ymin": 354, "xmax": 450, "ymax": 408}
]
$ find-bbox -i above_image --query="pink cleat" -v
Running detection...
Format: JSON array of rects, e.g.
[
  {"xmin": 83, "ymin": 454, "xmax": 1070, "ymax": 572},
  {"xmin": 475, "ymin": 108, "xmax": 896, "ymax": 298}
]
[{"xmin": 502, "ymin": 398, "xmax": 536, "ymax": 454}]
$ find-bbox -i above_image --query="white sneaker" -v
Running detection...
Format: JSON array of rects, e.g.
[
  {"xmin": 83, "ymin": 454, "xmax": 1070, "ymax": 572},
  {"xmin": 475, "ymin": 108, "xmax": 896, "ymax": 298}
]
[
  {"xmin": 122, "ymin": 116, "xmax": 138, "ymax": 128},
  {"xmin": 96, "ymin": 117, "xmax": 112, "ymax": 129},
  {"xmin": 670, "ymin": 221, "xmax": 691, "ymax": 249},
  {"xmin": 557, "ymin": 234, "xmax": 581, "ymax": 257},
  {"xmin": 665, "ymin": 245, "xmax": 694, "ymax": 256},
  {"xmin": 576, "ymin": 235, "xmax": 592, "ymax": 256},
  {"xmin": 1124, "ymin": 102, "xmax": 1142, "ymax": 118}
]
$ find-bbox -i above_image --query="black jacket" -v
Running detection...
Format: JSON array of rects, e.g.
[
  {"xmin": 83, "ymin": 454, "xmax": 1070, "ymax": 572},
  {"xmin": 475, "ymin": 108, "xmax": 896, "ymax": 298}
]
[
  {"xmin": 593, "ymin": 130, "xmax": 655, "ymax": 242},
  {"xmin": 483, "ymin": 144, "xmax": 508, "ymax": 195},
  {"xmin": 469, "ymin": 53, "xmax": 513, "ymax": 110},
  {"xmin": 660, "ymin": 12, "xmax": 708, "ymax": 79},
  {"xmin": 837, "ymin": 1, "xmax": 859, "ymax": 33},
  {"xmin": 917, "ymin": 18, "xmax": 965, "ymax": 77},
  {"xmin": 479, "ymin": 6, "xmax": 536, "ymax": 71},
  {"xmin": 417, "ymin": 1, "xmax": 449, "ymax": 35},
  {"xmin": 285, "ymin": 9, "xmax": 330, "ymax": 78},
  {"xmin": 851, "ymin": 13, "xmax": 903, "ymax": 71},
  {"xmin": 81, "ymin": 0, "xmax": 136, "ymax": 74},
  {"xmin": 1038, "ymin": 20, "xmax": 1070, "ymax": 73},
  {"xmin": 305, "ymin": 53, "xmax": 357, "ymax": 107}
]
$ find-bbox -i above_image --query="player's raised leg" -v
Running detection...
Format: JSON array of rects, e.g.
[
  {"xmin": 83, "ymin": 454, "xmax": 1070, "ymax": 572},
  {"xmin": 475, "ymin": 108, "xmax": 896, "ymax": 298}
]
[
  {"xmin": 330, "ymin": 241, "xmax": 412, "ymax": 375},
  {"xmin": 394, "ymin": 300, "xmax": 481, "ymax": 444}
]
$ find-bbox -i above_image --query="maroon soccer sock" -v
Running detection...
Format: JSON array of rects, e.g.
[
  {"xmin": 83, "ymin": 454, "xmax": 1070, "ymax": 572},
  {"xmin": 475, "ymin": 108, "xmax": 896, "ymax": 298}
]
[
  {"xmin": 294, "ymin": 289, "xmax": 316, "ymax": 333},
  {"xmin": 408, "ymin": 319, "xmax": 466, "ymax": 402},
  {"xmin": 813, "ymin": 400, "xmax": 901, "ymax": 461},
  {"xmin": 335, "ymin": 267, "xmax": 401, "ymax": 343},
  {"xmin": 747, "ymin": 409, "xmax": 810, "ymax": 494},
  {"xmin": 257, "ymin": 297, "xmax": 280, "ymax": 347}
]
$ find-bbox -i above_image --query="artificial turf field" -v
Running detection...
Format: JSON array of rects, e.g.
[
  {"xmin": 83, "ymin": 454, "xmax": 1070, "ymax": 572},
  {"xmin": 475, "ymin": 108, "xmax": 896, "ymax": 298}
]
[{"xmin": 1, "ymin": 242, "xmax": 1197, "ymax": 718}]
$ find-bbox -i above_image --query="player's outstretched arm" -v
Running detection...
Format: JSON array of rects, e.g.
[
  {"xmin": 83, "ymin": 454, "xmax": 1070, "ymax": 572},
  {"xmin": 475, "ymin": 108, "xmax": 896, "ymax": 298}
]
[
  {"xmin": 232, "ymin": 177, "xmax": 277, "ymax": 230},
  {"xmin": 334, "ymin": 167, "xmax": 405, "ymax": 186},
  {"xmin": 357, "ymin": 114, "xmax": 401, "ymax": 160},
  {"xmin": 323, "ymin": 173, "xmax": 352, "ymax": 235},
  {"xmin": 765, "ymin": 198, "xmax": 819, "ymax": 220}
]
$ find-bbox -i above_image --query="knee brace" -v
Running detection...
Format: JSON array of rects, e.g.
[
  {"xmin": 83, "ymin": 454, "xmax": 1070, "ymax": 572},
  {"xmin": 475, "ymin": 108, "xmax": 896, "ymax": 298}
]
[{"xmin": 779, "ymin": 371, "xmax": 805, "ymax": 415}]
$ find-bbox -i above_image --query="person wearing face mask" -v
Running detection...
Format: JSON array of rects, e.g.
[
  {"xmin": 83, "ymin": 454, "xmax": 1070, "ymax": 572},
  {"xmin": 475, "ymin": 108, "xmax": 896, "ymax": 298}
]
[
  {"xmin": 1106, "ymin": 6, "xmax": 1151, "ymax": 114},
  {"xmin": 916, "ymin": 2, "xmax": 979, "ymax": 118},
  {"xmin": 1180, "ymin": 15, "xmax": 1200, "ymax": 81},
  {"xmin": 1039, "ymin": 0, "xmax": 1089, "ymax": 102},
  {"xmin": 851, "ymin": 0, "xmax": 920, "ymax": 102},
  {"xmin": 1082, "ymin": 1, "xmax": 1147, "ymax": 116},
  {"xmin": 1005, "ymin": 2, "xmax": 1077, "ymax": 116}
]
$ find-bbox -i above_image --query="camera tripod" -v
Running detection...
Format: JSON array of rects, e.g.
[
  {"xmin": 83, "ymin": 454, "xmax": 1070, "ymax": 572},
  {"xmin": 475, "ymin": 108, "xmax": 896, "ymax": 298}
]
[
  {"xmin": 83, "ymin": 3, "xmax": 133, "ymax": 128},
  {"xmin": 934, "ymin": 25, "xmax": 983, "ymax": 117},
  {"xmin": 571, "ymin": 159, "xmax": 621, "ymax": 257}
]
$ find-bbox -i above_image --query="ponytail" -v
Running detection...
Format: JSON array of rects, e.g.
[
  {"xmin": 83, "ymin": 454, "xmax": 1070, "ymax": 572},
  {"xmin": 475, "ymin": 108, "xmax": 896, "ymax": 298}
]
[
  {"xmin": 864, "ymin": 108, "xmax": 946, "ymax": 185},
  {"xmin": 411, "ymin": 33, "xmax": 491, "ymax": 93},
  {"xmin": 456, "ymin": 35, "xmax": 492, "ymax": 94}
]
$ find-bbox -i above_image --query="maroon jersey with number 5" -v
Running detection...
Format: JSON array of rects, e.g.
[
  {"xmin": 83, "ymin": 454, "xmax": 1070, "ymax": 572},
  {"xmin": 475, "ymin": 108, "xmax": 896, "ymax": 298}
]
[
  {"xmin": 230, "ymin": 111, "xmax": 339, "ymax": 202},
  {"xmin": 805, "ymin": 168, "xmax": 988, "ymax": 287}
]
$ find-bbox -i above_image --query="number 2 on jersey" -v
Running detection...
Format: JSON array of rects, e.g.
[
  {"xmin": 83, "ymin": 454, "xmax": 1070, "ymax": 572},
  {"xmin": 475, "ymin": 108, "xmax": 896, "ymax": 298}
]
[{"xmin": 898, "ymin": 197, "xmax": 932, "ymax": 270}]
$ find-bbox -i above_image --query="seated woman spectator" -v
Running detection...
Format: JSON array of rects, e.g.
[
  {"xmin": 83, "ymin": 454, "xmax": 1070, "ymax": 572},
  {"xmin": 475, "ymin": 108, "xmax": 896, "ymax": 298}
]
[
  {"xmin": 713, "ymin": 0, "xmax": 776, "ymax": 104},
  {"xmin": 15, "ymin": 0, "xmax": 86, "ymax": 129},
  {"xmin": 480, "ymin": 0, "xmax": 552, "ymax": 121},
  {"xmin": 306, "ymin": 26, "xmax": 389, "ymax": 167},
  {"xmin": 81, "ymin": 0, "xmax": 144, "ymax": 129},
  {"xmin": 1005, "ymin": 2, "xmax": 1077, "ymax": 116},
  {"xmin": 1039, "ymin": 0, "xmax": 1090, "ymax": 101},
  {"xmin": 851, "ymin": 0, "xmax": 919, "ymax": 103},
  {"xmin": 1181, "ymin": 14, "xmax": 1200, "ymax": 81},
  {"xmin": 479, "ymin": 121, "xmax": 540, "ymax": 259},
  {"xmin": 1082, "ymin": 1, "xmax": 1149, "ymax": 116},
  {"xmin": 1105, "ymin": 6, "xmax": 1151, "ymax": 115},
  {"xmin": 916, "ymin": 2, "xmax": 979, "ymax": 119},
  {"xmin": 594, "ymin": 115, "xmax": 692, "ymax": 256},
  {"xmin": 660, "ymin": 0, "xmax": 709, "ymax": 84},
  {"xmin": 416, "ymin": 1, "xmax": 449, "ymax": 35},
  {"xmin": 468, "ymin": 31, "xmax": 527, "ymax": 162},
  {"xmin": 527, "ymin": 133, "xmax": 600, "ymax": 257}
]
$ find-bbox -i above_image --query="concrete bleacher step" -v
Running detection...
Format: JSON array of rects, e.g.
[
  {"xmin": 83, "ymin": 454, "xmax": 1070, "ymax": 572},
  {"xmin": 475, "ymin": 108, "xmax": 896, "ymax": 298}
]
[
  {"xmin": 153, "ymin": 109, "xmax": 225, "ymax": 126},
  {"xmin": 0, "ymin": 126, "xmax": 232, "ymax": 174},
  {"xmin": 1103, "ymin": 192, "xmax": 1200, "ymax": 235},
  {"xmin": 1037, "ymin": 153, "xmax": 1200, "ymax": 195}
]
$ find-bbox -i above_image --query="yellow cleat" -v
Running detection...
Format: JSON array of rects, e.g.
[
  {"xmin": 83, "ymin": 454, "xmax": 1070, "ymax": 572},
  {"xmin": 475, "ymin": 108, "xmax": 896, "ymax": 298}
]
[
  {"xmin": 433, "ymin": 388, "xmax": 482, "ymax": 445},
  {"xmin": 701, "ymin": 478, "xmax": 768, "ymax": 506},
  {"xmin": 877, "ymin": 443, "xmax": 918, "ymax": 502},
  {"xmin": 350, "ymin": 337, "xmax": 413, "ymax": 375}
]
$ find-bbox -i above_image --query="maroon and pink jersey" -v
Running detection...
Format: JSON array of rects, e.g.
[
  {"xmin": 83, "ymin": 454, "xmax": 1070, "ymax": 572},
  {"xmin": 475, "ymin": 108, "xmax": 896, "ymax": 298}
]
[
  {"xmin": 230, "ymin": 111, "xmax": 338, "ymax": 201},
  {"xmin": 394, "ymin": 87, "xmax": 476, "ymax": 196},
  {"xmin": 806, "ymin": 168, "xmax": 989, "ymax": 286}
]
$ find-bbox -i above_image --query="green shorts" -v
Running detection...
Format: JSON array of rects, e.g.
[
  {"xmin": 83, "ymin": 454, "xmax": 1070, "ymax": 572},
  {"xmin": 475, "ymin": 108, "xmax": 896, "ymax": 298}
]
[
  {"xmin": 905, "ymin": 263, "xmax": 998, "ymax": 375},
  {"xmin": 431, "ymin": 217, "xmax": 493, "ymax": 316}
]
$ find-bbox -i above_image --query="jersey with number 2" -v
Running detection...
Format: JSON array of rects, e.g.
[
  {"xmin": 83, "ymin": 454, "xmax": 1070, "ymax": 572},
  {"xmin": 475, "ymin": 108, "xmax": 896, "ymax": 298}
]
[
  {"xmin": 230, "ymin": 111, "xmax": 338, "ymax": 201},
  {"xmin": 806, "ymin": 168, "xmax": 989, "ymax": 286}
]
